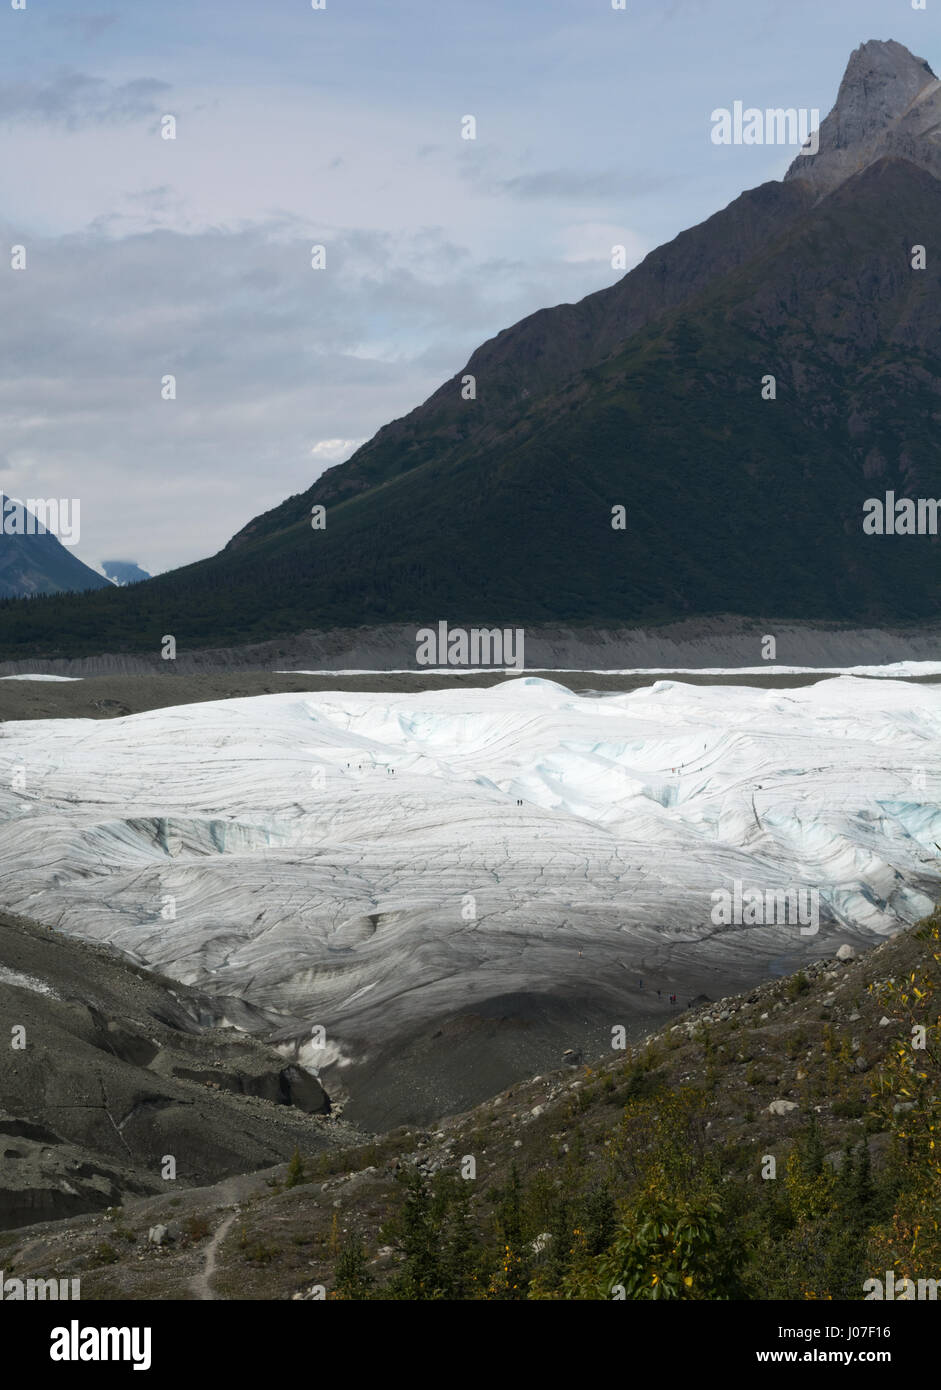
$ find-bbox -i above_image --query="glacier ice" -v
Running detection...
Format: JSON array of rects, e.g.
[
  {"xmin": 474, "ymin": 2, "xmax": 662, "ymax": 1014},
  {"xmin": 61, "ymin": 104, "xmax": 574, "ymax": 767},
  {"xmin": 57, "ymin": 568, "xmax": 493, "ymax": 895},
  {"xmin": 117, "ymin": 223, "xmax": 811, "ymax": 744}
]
[{"xmin": 0, "ymin": 674, "xmax": 938, "ymax": 1060}]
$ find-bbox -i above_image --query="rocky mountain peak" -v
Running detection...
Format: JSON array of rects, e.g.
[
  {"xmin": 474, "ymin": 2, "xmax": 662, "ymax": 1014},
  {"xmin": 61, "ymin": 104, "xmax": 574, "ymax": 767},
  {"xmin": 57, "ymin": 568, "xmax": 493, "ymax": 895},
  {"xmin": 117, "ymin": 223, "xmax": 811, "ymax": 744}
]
[
  {"xmin": 785, "ymin": 38, "xmax": 940, "ymax": 197},
  {"xmin": 835, "ymin": 39, "xmax": 936, "ymax": 135}
]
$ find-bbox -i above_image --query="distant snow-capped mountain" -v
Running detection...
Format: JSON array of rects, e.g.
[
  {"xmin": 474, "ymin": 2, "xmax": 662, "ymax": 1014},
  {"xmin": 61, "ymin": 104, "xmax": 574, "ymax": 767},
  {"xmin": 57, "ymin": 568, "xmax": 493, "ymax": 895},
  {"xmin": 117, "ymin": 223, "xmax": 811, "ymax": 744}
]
[{"xmin": 101, "ymin": 560, "xmax": 152, "ymax": 586}]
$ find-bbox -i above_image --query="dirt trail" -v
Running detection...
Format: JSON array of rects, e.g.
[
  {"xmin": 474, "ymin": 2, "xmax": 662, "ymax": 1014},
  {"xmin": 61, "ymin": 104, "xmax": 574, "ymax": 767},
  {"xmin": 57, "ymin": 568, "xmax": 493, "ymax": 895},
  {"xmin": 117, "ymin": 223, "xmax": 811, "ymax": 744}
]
[{"xmin": 189, "ymin": 1179, "xmax": 242, "ymax": 1301}]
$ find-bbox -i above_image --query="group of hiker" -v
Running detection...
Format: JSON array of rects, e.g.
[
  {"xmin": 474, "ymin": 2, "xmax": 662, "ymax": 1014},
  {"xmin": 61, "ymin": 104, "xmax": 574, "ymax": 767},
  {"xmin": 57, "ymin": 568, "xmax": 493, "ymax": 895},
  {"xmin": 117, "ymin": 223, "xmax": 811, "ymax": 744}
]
[{"xmin": 638, "ymin": 978, "xmax": 679, "ymax": 1006}]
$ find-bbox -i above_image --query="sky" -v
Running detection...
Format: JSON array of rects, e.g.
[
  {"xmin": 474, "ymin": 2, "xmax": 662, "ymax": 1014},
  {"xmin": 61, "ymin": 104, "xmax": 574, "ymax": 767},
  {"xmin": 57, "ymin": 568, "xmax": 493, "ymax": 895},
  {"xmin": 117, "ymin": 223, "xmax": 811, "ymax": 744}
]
[{"xmin": 0, "ymin": 0, "xmax": 937, "ymax": 575}]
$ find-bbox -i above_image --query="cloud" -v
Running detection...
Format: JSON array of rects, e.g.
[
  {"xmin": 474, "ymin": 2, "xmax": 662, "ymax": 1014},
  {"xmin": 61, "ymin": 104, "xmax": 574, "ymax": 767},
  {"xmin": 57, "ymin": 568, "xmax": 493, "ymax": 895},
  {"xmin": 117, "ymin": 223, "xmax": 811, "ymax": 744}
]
[
  {"xmin": 56, "ymin": 13, "xmax": 120, "ymax": 43},
  {"xmin": 0, "ymin": 70, "xmax": 170, "ymax": 129},
  {"xmin": 559, "ymin": 222, "xmax": 649, "ymax": 267},
  {"xmin": 458, "ymin": 158, "xmax": 677, "ymax": 204},
  {"xmin": 0, "ymin": 0, "xmax": 824, "ymax": 581},
  {"xmin": 310, "ymin": 439, "xmax": 367, "ymax": 464},
  {"xmin": 125, "ymin": 185, "xmax": 173, "ymax": 204},
  {"xmin": 493, "ymin": 169, "xmax": 673, "ymax": 201},
  {"xmin": 0, "ymin": 217, "xmax": 608, "ymax": 574}
]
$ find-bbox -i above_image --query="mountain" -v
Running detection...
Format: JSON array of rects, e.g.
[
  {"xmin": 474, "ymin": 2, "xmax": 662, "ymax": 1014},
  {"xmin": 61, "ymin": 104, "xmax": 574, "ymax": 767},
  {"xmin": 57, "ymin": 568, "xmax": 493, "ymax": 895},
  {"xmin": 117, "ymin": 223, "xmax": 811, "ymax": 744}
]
[
  {"xmin": 0, "ymin": 505, "xmax": 111, "ymax": 599},
  {"xmin": 1, "ymin": 39, "xmax": 939, "ymax": 659},
  {"xmin": 101, "ymin": 560, "xmax": 151, "ymax": 586},
  {"xmin": 784, "ymin": 38, "xmax": 941, "ymax": 197}
]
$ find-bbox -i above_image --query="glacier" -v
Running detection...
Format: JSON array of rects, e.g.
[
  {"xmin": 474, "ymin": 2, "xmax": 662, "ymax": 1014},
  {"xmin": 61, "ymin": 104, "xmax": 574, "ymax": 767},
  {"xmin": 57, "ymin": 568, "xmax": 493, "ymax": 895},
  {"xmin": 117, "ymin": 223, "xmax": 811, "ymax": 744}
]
[{"xmin": 0, "ymin": 674, "xmax": 938, "ymax": 1090}]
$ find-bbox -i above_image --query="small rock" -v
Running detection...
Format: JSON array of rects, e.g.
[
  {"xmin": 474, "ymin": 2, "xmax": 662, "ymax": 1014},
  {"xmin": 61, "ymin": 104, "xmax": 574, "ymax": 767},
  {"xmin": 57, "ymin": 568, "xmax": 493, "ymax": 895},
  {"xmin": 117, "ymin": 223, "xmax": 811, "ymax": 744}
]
[
  {"xmin": 767, "ymin": 1099, "xmax": 799, "ymax": 1116},
  {"xmin": 836, "ymin": 945, "xmax": 856, "ymax": 961}
]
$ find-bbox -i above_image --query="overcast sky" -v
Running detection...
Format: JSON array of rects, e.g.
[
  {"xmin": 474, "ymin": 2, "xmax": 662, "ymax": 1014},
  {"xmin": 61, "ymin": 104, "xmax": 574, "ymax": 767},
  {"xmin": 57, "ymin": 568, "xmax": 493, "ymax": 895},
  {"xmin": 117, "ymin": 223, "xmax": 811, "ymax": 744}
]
[{"xmin": 0, "ymin": 0, "xmax": 935, "ymax": 575}]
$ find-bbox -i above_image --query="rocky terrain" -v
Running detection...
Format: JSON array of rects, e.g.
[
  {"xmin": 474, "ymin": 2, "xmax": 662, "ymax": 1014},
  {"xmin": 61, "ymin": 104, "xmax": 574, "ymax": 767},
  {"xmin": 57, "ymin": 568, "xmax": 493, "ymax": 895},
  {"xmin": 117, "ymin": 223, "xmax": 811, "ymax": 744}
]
[
  {"xmin": 2, "ymin": 618, "xmax": 941, "ymax": 679},
  {"xmin": 785, "ymin": 39, "xmax": 941, "ymax": 198},
  {"xmin": 1, "ymin": 907, "xmax": 936, "ymax": 1300},
  {"xmin": 0, "ymin": 910, "xmax": 365, "ymax": 1231}
]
